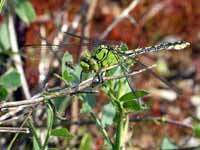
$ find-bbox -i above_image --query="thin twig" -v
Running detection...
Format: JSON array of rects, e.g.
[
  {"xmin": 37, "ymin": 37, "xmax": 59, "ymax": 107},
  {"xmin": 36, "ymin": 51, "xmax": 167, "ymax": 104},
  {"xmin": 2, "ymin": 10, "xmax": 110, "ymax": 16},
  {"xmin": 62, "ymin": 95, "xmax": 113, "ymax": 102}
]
[
  {"xmin": 129, "ymin": 116, "xmax": 193, "ymax": 129},
  {"xmin": 99, "ymin": 0, "xmax": 140, "ymax": 39},
  {"xmin": 0, "ymin": 127, "xmax": 29, "ymax": 133},
  {"xmin": 8, "ymin": 14, "xmax": 31, "ymax": 99},
  {"xmin": 0, "ymin": 64, "xmax": 155, "ymax": 110},
  {"xmin": 7, "ymin": 111, "xmax": 32, "ymax": 149},
  {"xmin": 84, "ymin": 0, "xmax": 98, "ymax": 37},
  {"xmin": 104, "ymin": 64, "xmax": 156, "ymax": 81},
  {"xmin": 58, "ymin": 116, "xmax": 193, "ymax": 130}
]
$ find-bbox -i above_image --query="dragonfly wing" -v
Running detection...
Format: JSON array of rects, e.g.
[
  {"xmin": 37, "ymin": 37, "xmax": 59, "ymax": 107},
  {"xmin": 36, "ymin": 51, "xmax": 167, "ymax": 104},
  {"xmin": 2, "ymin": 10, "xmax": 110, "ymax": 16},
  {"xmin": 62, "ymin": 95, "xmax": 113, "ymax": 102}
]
[
  {"xmin": 113, "ymin": 53, "xmax": 141, "ymax": 102},
  {"xmin": 134, "ymin": 59, "xmax": 182, "ymax": 94},
  {"xmin": 21, "ymin": 45, "xmax": 62, "ymax": 92},
  {"xmin": 64, "ymin": 32, "xmax": 120, "ymax": 46}
]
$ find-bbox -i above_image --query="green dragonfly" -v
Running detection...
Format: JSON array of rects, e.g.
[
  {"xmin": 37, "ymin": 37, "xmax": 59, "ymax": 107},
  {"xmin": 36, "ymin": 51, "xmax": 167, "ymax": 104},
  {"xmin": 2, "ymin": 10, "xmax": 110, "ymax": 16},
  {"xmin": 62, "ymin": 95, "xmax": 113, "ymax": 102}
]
[
  {"xmin": 0, "ymin": 34, "xmax": 190, "ymax": 124},
  {"xmin": 76, "ymin": 38, "xmax": 189, "ymax": 98},
  {"xmin": 79, "ymin": 40, "xmax": 190, "ymax": 73},
  {"xmin": 23, "ymin": 32, "xmax": 190, "ymax": 94}
]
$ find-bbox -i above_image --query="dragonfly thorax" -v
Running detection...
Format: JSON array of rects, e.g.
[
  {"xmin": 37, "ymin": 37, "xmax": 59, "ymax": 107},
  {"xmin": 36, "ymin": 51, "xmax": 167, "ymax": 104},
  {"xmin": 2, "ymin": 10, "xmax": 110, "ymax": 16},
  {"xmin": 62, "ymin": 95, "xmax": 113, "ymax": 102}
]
[{"xmin": 80, "ymin": 44, "xmax": 119, "ymax": 73}]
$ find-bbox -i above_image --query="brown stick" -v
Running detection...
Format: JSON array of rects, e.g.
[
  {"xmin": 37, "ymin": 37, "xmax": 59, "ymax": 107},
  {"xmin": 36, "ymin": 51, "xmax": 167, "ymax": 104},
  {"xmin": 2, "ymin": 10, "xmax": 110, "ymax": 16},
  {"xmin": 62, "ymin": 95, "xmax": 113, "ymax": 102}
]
[{"xmin": 0, "ymin": 65, "xmax": 156, "ymax": 109}]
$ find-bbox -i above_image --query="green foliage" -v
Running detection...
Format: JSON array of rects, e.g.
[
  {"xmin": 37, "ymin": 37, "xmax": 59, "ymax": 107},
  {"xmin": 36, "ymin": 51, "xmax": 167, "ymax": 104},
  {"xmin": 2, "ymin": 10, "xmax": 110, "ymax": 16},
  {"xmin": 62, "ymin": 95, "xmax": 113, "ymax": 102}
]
[
  {"xmin": 61, "ymin": 52, "xmax": 82, "ymax": 85},
  {"xmin": 101, "ymin": 102, "xmax": 116, "ymax": 126},
  {"xmin": 28, "ymin": 120, "xmax": 42, "ymax": 149},
  {"xmin": 51, "ymin": 96, "xmax": 71, "ymax": 115},
  {"xmin": 119, "ymin": 43, "xmax": 129, "ymax": 51},
  {"xmin": 42, "ymin": 103, "xmax": 54, "ymax": 149},
  {"xmin": 48, "ymin": 148, "xmax": 59, "ymax": 150},
  {"xmin": 160, "ymin": 137, "xmax": 178, "ymax": 150},
  {"xmin": 118, "ymin": 91, "xmax": 149, "ymax": 112},
  {"xmin": 0, "ymin": 69, "xmax": 21, "ymax": 89},
  {"xmin": 121, "ymin": 99, "xmax": 141, "ymax": 112},
  {"xmin": 80, "ymin": 133, "xmax": 92, "ymax": 150},
  {"xmin": 50, "ymin": 128, "xmax": 73, "ymax": 138},
  {"xmin": 14, "ymin": 0, "xmax": 36, "ymax": 24},
  {"xmin": 119, "ymin": 91, "xmax": 148, "ymax": 101},
  {"xmin": 194, "ymin": 124, "xmax": 200, "ymax": 137},
  {"xmin": 0, "ymin": 86, "xmax": 8, "ymax": 101},
  {"xmin": 0, "ymin": 21, "xmax": 11, "ymax": 50},
  {"xmin": 33, "ymin": 136, "xmax": 41, "ymax": 150},
  {"xmin": 62, "ymin": 52, "xmax": 74, "ymax": 81},
  {"xmin": 0, "ymin": 69, "xmax": 21, "ymax": 100},
  {"xmin": 0, "ymin": 0, "xmax": 5, "ymax": 12},
  {"xmin": 80, "ymin": 94, "xmax": 96, "ymax": 113},
  {"xmin": 104, "ymin": 66, "xmax": 132, "ymax": 99}
]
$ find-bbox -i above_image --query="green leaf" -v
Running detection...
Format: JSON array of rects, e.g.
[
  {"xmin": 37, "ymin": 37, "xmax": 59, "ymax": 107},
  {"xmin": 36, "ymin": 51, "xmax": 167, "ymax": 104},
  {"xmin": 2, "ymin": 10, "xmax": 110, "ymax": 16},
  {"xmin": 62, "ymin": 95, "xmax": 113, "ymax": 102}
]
[
  {"xmin": 42, "ymin": 103, "xmax": 54, "ymax": 148},
  {"xmin": 0, "ymin": 86, "xmax": 8, "ymax": 101},
  {"xmin": 101, "ymin": 102, "xmax": 116, "ymax": 126},
  {"xmin": 62, "ymin": 52, "xmax": 73, "ymax": 74},
  {"xmin": 103, "ymin": 139, "xmax": 113, "ymax": 149},
  {"xmin": 0, "ymin": 50, "xmax": 20, "ymax": 56},
  {"xmin": 119, "ymin": 91, "xmax": 148, "ymax": 101},
  {"xmin": 62, "ymin": 70, "xmax": 74, "ymax": 81},
  {"xmin": 47, "ymin": 104, "xmax": 54, "ymax": 130},
  {"xmin": 61, "ymin": 52, "xmax": 76, "ymax": 84},
  {"xmin": 80, "ymin": 94, "xmax": 96, "ymax": 113},
  {"xmin": 117, "ymin": 79, "xmax": 132, "ymax": 99},
  {"xmin": 52, "ymin": 96, "xmax": 71, "ymax": 113},
  {"xmin": 120, "ymin": 43, "xmax": 129, "ymax": 51},
  {"xmin": 15, "ymin": 0, "xmax": 36, "ymax": 24},
  {"xmin": 51, "ymin": 128, "xmax": 73, "ymax": 138},
  {"xmin": 28, "ymin": 120, "xmax": 42, "ymax": 149},
  {"xmin": 0, "ymin": 69, "xmax": 21, "ymax": 89},
  {"xmin": 122, "ymin": 100, "xmax": 141, "ymax": 112},
  {"xmin": 0, "ymin": 21, "xmax": 11, "ymax": 50},
  {"xmin": 160, "ymin": 137, "xmax": 178, "ymax": 150},
  {"xmin": 80, "ymin": 133, "xmax": 92, "ymax": 150},
  {"xmin": 0, "ymin": 0, "xmax": 6, "ymax": 13},
  {"xmin": 33, "ymin": 136, "xmax": 40, "ymax": 150},
  {"xmin": 194, "ymin": 124, "xmax": 200, "ymax": 137},
  {"xmin": 48, "ymin": 148, "xmax": 59, "ymax": 150},
  {"xmin": 72, "ymin": 65, "xmax": 82, "ymax": 84}
]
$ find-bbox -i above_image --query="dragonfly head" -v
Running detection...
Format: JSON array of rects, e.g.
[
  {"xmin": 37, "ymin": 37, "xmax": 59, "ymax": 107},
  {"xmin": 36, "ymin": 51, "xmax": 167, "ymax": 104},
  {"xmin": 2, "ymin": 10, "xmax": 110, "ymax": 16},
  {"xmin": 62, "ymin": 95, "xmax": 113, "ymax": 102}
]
[{"xmin": 80, "ymin": 54, "xmax": 99, "ymax": 72}]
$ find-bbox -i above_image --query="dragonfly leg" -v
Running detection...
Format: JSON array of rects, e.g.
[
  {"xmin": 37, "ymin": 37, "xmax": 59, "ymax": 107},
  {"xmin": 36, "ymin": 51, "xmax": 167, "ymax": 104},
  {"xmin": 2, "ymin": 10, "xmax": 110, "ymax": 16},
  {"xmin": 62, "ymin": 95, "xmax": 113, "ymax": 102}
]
[
  {"xmin": 80, "ymin": 71, "xmax": 84, "ymax": 83},
  {"xmin": 91, "ymin": 70, "xmax": 104, "ymax": 87},
  {"xmin": 97, "ymin": 70, "xmax": 104, "ymax": 83}
]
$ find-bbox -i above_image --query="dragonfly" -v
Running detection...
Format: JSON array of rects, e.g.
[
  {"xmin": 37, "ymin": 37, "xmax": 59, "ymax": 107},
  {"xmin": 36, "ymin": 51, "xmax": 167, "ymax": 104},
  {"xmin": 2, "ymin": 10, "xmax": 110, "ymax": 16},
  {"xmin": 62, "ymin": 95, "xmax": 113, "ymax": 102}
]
[
  {"xmin": 78, "ymin": 38, "xmax": 190, "ymax": 97},
  {"xmin": 23, "ymin": 32, "xmax": 190, "ymax": 95},
  {"xmin": 0, "ymin": 33, "xmax": 190, "ymax": 124}
]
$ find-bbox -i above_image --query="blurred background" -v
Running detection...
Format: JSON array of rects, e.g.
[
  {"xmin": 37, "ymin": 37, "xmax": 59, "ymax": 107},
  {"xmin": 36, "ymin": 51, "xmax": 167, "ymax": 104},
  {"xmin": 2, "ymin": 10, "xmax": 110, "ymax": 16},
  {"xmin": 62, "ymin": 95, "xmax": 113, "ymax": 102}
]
[{"xmin": 0, "ymin": 0, "xmax": 199, "ymax": 149}]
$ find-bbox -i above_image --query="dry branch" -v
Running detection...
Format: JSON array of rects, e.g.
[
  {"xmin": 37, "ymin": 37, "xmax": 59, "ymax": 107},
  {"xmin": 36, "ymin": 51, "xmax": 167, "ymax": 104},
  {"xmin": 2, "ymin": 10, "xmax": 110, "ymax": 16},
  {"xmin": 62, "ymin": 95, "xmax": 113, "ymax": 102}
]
[{"xmin": 0, "ymin": 65, "xmax": 156, "ymax": 110}]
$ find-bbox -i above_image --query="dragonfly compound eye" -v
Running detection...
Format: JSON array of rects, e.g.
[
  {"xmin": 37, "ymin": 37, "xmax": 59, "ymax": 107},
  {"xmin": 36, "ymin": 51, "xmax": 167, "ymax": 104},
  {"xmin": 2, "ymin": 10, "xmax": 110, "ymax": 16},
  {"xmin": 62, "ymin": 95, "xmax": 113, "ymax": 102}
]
[
  {"xmin": 89, "ymin": 59, "xmax": 99, "ymax": 72},
  {"xmin": 80, "ymin": 55, "xmax": 91, "ymax": 72},
  {"xmin": 80, "ymin": 55, "xmax": 99, "ymax": 72}
]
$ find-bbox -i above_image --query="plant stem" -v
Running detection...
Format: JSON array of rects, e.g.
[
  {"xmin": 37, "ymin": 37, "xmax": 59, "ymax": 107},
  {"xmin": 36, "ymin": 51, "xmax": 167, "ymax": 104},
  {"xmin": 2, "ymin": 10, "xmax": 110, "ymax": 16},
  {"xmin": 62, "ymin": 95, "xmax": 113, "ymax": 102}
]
[
  {"xmin": 114, "ymin": 110, "xmax": 123, "ymax": 150},
  {"xmin": 28, "ymin": 119, "xmax": 42, "ymax": 149},
  {"xmin": 90, "ymin": 112, "xmax": 114, "ymax": 148},
  {"xmin": 42, "ymin": 103, "xmax": 54, "ymax": 149},
  {"xmin": 8, "ymin": 13, "xmax": 31, "ymax": 99},
  {"xmin": 7, "ymin": 114, "xmax": 30, "ymax": 150},
  {"xmin": 0, "ymin": 0, "xmax": 5, "ymax": 12}
]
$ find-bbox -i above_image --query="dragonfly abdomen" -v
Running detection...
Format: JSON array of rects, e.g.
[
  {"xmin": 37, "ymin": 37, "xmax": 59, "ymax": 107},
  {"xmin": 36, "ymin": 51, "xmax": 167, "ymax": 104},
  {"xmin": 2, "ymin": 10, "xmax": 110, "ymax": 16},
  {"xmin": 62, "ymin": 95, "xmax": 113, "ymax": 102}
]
[{"xmin": 126, "ymin": 41, "xmax": 190, "ymax": 57}]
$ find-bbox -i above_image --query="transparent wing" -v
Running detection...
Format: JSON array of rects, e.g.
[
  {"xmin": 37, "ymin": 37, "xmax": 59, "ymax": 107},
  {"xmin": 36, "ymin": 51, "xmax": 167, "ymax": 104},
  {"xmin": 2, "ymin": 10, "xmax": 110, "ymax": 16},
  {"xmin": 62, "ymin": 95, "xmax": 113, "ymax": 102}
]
[
  {"xmin": 23, "ymin": 32, "xmax": 190, "ymax": 94},
  {"xmin": 21, "ymin": 45, "xmax": 65, "ymax": 93}
]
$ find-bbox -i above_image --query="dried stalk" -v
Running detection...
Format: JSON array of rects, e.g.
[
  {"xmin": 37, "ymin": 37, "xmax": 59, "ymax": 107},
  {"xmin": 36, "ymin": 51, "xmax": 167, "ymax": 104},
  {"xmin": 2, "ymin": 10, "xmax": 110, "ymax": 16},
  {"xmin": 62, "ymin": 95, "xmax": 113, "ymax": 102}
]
[{"xmin": 0, "ymin": 64, "xmax": 156, "ymax": 110}]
